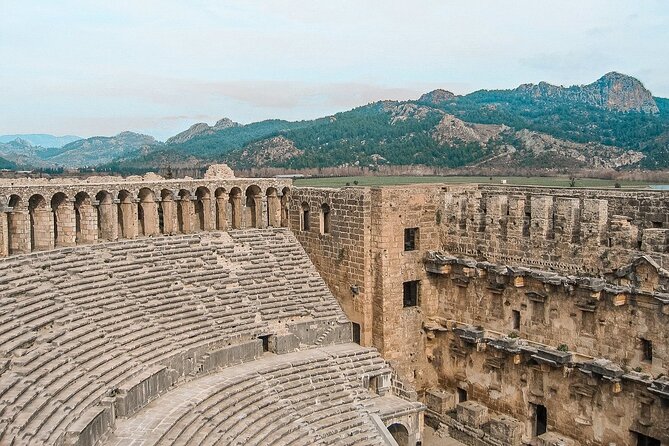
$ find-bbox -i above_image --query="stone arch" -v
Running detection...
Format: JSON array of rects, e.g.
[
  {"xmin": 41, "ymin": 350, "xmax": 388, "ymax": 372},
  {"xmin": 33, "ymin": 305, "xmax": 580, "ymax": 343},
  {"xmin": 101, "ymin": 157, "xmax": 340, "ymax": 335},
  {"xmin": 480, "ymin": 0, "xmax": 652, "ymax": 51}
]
[
  {"xmin": 266, "ymin": 187, "xmax": 281, "ymax": 227},
  {"xmin": 280, "ymin": 187, "xmax": 290, "ymax": 228},
  {"xmin": 29, "ymin": 194, "xmax": 52, "ymax": 251},
  {"xmin": 7, "ymin": 194, "xmax": 29, "ymax": 254},
  {"xmin": 159, "ymin": 189, "xmax": 176, "ymax": 235},
  {"xmin": 51, "ymin": 192, "xmax": 75, "ymax": 248},
  {"xmin": 229, "ymin": 187, "xmax": 242, "ymax": 230},
  {"xmin": 320, "ymin": 203, "xmax": 331, "ymax": 234},
  {"xmin": 245, "ymin": 185, "xmax": 262, "ymax": 229},
  {"xmin": 214, "ymin": 187, "xmax": 227, "ymax": 230},
  {"xmin": 194, "ymin": 186, "xmax": 211, "ymax": 232},
  {"xmin": 95, "ymin": 190, "xmax": 116, "ymax": 241},
  {"xmin": 177, "ymin": 189, "xmax": 192, "ymax": 233},
  {"xmin": 117, "ymin": 190, "xmax": 136, "ymax": 239},
  {"xmin": 300, "ymin": 202, "xmax": 310, "ymax": 231},
  {"xmin": 387, "ymin": 423, "xmax": 409, "ymax": 446},
  {"xmin": 138, "ymin": 188, "xmax": 159, "ymax": 236},
  {"xmin": 74, "ymin": 192, "xmax": 96, "ymax": 245}
]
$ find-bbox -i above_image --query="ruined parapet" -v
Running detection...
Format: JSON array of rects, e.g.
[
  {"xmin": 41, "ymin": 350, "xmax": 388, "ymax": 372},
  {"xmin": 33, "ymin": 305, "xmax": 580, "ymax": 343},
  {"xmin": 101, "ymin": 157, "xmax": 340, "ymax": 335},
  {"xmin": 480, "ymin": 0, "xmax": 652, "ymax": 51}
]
[{"xmin": 203, "ymin": 163, "xmax": 235, "ymax": 179}]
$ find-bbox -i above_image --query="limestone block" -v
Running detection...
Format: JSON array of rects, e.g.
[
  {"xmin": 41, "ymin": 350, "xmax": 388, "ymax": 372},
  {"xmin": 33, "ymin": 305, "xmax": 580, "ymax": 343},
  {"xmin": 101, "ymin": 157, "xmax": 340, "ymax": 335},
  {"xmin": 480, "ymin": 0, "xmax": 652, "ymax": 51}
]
[
  {"xmin": 425, "ymin": 388, "xmax": 455, "ymax": 415},
  {"xmin": 488, "ymin": 415, "xmax": 523, "ymax": 445},
  {"xmin": 456, "ymin": 401, "xmax": 489, "ymax": 428},
  {"xmin": 536, "ymin": 432, "xmax": 580, "ymax": 446}
]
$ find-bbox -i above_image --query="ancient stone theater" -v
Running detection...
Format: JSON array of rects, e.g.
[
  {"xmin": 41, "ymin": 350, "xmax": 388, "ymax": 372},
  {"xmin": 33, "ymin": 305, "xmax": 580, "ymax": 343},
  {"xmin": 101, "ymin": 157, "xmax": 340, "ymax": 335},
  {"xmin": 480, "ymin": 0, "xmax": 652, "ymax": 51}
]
[{"xmin": 0, "ymin": 167, "xmax": 667, "ymax": 446}]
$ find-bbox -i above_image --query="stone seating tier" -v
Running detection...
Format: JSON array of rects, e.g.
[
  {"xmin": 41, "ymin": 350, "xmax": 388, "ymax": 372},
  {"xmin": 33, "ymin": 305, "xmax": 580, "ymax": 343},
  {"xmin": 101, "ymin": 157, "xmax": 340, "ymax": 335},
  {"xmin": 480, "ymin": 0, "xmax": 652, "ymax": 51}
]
[
  {"xmin": 0, "ymin": 228, "xmax": 348, "ymax": 445},
  {"xmin": 107, "ymin": 344, "xmax": 392, "ymax": 446}
]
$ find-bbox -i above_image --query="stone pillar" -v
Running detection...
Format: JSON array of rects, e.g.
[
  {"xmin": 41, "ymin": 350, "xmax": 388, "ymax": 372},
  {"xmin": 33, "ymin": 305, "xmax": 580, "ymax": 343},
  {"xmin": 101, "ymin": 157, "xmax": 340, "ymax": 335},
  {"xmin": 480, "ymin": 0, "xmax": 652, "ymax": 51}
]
[
  {"xmin": 280, "ymin": 194, "xmax": 289, "ymax": 228},
  {"xmin": 506, "ymin": 196, "xmax": 525, "ymax": 239},
  {"xmin": 485, "ymin": 195, "xmax": 508, "ymax": 244},
  {"xmin": 177, "ymin": 198, "xmax": 191, "ymax": 233},
  {"xmin": 139, "ymin": 199, "xmax": 159, "ymax": 236},
  {"xmin": 0, "ymin": 212, "xmax": 8, "ymax": 257},
  {"xmin": 530, "ymin": 195, "xmax": 553, "ymax": 241},
  {"xmin": 200, "ymin": 197, "xmax": 212, "ymax": 231},
  {"xmin": 160, "ymin": 199, "xmax": 176, "ymax": 235},
  {"xmin": 8, "ymin": 210, "xmax": 30, "ymax": 254},
  {"xmin": 554, "ymin": 198, "xmax": 580, "ymax": 244},
  {"xmin": 31, "ymin": 206, "xmax": 54, "ymax": 251},
  {"xmin": 216, "ymin": 196, "xmax": 227, "ymax": 230},
  {"xmin": 54, "ymin": 199, "xmax": 76, "ymax": 247},
  {"xmin": 581, "ymin": 199, "xmax": 608, "ymax": 248},
  {"xmin": 96, "ymin": 199, "xmax": 115, "ymax": 241},
  {"xmin": 267, "ymin": 194, "xmax": 281, "ymax": 227},
  {"xmin": 76, "ymin": 201, "xmax": 98, "ymax": 244},
  {"xmin": 231, "ymin": 195, "xmax": 242, "ymax": 229}
]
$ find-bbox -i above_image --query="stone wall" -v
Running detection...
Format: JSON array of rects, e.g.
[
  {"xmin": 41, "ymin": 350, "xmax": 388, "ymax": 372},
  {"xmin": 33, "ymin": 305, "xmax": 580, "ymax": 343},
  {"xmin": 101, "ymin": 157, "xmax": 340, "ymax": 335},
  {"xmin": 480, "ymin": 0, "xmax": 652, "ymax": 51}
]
[
  {"xmin": 292, "ymin": 183, "xmax": 669, "ymax": 446},
  {"xmin": 443, "ymin": 185, "xmax": 669, "ymax": 274},
  {"xmin": 289, "ymin": 187, "xmax": 373, "ymax": 345}
]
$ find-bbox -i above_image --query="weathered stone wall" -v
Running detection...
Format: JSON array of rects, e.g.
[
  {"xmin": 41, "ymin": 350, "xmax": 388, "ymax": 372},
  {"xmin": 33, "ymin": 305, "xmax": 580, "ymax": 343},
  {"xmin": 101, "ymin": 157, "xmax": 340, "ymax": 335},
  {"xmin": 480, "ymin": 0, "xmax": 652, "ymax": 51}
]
[
  {"xmin": 443, "ymin": 185, "xmax": 669, "ymax": 274},
  {"xmin": 293, "ymin": 183, "xmax": 669, "ymax": 446},
  {"xmin": 289, "ymin": 187, "xmax": 373, "ymax": 345}
]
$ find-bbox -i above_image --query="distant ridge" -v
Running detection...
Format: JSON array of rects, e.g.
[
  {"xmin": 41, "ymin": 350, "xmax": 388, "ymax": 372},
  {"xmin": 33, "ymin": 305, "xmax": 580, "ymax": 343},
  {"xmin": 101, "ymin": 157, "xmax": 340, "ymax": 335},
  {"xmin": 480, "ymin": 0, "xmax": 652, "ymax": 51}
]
[{"xmin": 0, "ymin": 134, "xmax": 81, "ymax": 148}]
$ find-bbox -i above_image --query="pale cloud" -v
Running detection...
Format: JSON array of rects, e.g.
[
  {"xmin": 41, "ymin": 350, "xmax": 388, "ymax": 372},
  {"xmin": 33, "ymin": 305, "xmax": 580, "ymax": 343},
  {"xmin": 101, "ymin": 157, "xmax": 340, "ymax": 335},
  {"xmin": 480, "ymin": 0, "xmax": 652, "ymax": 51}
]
[{"xmin": 0, "ymin": 0, "xmax": 667, "ymax": 139}]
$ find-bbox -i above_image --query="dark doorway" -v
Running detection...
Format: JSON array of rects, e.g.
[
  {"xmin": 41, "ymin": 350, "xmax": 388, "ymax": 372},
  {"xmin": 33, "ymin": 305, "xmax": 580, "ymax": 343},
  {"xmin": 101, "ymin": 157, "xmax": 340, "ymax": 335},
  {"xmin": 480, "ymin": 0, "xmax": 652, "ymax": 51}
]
[
  {"xmin": 534, "ymin": 404, "xmax": 547, "ymax": 436},
  {"xmin": 636, "ymin": 432, "xmax": 661, "ymax": 446},
  {"xmin": 259, "ymin": 335, "xmax": 271, "ymax": 353},
  {"xmin": 457, "ymin": 387, "xmax": 468, "ymax": 403},
  {"xmin": 352, "ymin": 323, "xmax": 361, "ymax": 345}
]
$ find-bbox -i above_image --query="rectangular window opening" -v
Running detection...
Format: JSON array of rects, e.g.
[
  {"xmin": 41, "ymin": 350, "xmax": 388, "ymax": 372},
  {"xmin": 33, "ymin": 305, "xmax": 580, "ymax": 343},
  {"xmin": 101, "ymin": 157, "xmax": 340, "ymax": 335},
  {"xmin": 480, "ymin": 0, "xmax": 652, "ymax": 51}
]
[
  {"xmin": 404, "ymin": 227, "xmax": 419, "ymax": 251},
  {"xmin": 403, "ymin": 280, "xmax": 419, "ymax": 307},
  {"xmin": 352, "ymin": 322, "xmax": 361, "ymax": 345},
  {"xmin": 512, "ymin": 310, "xmax": 521, "ymax": 330},
  {"xmin": 641, "ymin": 338, "xmax": 653, "ymax": 362}
]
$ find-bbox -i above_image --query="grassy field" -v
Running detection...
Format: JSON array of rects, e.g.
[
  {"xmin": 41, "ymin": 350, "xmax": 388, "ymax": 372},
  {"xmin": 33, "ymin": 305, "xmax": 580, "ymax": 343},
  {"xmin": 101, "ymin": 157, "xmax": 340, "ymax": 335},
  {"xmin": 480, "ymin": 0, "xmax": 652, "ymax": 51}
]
[{"xmin": 293, "ymin": 175, "xmax": 666, "ymax": 189}]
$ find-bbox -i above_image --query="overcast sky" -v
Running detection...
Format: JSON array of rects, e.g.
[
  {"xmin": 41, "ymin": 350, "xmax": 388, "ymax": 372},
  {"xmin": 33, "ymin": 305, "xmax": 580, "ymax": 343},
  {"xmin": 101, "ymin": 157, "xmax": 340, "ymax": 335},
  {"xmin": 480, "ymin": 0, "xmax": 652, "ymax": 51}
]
[{"xmin": 1, "ymin": 0, "xmax": 667, "ymax": 140}]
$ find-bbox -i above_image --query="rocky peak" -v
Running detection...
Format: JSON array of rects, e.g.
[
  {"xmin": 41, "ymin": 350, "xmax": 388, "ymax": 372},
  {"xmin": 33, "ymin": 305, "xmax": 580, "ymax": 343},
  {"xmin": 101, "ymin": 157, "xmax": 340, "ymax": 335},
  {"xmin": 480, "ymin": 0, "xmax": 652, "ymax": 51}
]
[
  {"xmin": 592, "ymin": 72, "xmax": 658, "ymax": 113},
  {"xmin": 515, "ymin": 72, "xmax": 659, "ymax": 113},
  {"xmin": 213, "ymin": 118, "xmax": 240, "ymax": 130},
  {"xmin": 167, "ymin": 118, "xmax": 241, "ymax": 145},
  {"xmin": 418, "ymin": 89, "xmax": 456, "ymax": 105}
]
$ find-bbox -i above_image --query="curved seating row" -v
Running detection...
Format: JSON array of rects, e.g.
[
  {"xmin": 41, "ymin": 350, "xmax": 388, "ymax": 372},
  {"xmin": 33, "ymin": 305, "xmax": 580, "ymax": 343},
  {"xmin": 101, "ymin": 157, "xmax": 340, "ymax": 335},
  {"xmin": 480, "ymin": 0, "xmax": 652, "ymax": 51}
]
[
  {"xmin": 0, "ymin": 229, "xmax": 346, "ymax": 445},
  {"xmin": 107, "ymin": 344, "xmax": 392, "ymax": 446}
]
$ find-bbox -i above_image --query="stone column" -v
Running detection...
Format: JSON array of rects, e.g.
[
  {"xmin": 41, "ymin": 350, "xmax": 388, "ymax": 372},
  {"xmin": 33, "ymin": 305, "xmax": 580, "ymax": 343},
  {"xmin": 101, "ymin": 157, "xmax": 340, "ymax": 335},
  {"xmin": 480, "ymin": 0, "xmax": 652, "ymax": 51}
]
[
  {"xmin": 8, "ymin": 210, "xmax": 30, "ymax": 254},
  {"xmin": 0, "ymin": 212, "xmax": 8, "ymax": 257},
  {"xmin": 530, "ymin": 195, "xmax": 553, "ymax": 242},
  {"xmin": 554, "ymin": 198, "xmax": 580, "ymax": 244},
  {"xmin": 54, "ymin": 199, "xmax": 76, "ymax": 247},
  {"xmin": 76, "ymin": 200, "xmax": 98, "ymax": 244},
  {"xmin": 216, "ymin": 196, "xmax": 227, "ymax": 230},
  {"xmin": 200, "ymin": 197, "xmax": 212, "ymax": 231}
]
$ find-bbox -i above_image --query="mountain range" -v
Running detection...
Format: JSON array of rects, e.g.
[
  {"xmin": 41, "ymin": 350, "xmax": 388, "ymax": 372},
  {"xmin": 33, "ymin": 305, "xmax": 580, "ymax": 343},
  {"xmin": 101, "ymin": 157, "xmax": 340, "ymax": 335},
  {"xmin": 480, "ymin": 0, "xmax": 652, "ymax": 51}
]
[{"xmin": 3, "ymin": 72, "xmax": 669, "ymax": 173}]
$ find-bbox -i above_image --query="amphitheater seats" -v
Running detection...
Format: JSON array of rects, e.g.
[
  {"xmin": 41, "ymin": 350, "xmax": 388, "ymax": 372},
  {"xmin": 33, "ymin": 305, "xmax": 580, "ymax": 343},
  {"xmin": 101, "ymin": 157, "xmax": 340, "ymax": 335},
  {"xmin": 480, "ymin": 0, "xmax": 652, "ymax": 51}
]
[
  {"xmin": 107, "ymin": 344, "xmax": 394, "ymax": 446},
  {"xmin": 0, "ymin": 229, "xmax": 351, "ymax": 445}
]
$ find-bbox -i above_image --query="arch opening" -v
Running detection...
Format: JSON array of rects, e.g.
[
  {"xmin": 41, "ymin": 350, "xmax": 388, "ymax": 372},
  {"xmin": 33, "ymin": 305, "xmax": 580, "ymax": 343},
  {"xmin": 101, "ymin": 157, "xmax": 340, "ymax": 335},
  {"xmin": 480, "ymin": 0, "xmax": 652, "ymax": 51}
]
[{"xmin": 387, "ymin": 423, "xmax": 410, "ymax": 446}]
